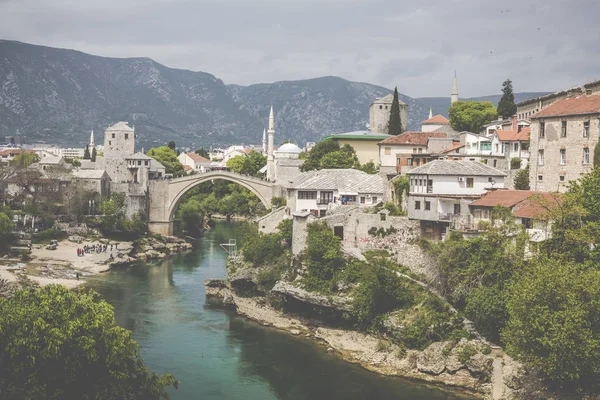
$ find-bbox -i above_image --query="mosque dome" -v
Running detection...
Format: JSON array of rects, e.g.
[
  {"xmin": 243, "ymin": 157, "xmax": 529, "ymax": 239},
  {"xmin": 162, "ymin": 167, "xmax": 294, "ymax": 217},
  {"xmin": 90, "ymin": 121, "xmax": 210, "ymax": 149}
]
[{"xmin": 277, "ymin": 143, "xmax": 302, "ymax": 153}]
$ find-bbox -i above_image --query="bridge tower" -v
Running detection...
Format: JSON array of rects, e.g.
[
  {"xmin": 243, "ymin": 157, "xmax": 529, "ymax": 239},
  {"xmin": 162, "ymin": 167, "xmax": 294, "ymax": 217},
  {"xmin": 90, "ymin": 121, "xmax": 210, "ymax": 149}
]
[{"xmin": 266, "ymin": 105, "xmax": 275, "ymax": 182}]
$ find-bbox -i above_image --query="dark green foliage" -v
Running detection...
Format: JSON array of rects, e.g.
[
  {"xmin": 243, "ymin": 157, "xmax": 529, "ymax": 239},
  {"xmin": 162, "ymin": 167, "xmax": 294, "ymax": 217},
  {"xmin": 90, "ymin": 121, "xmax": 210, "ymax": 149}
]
[
  {"xmin": 513, "ymin": 165, "xmax": 530, "ymax": 190},
  {"xmin": 94, "ymin": 194, "xmax": 147, "ymax": 240},
  {"xmin": 226, "ymin": 151, "xmax": 267, "ymax": 176},
  {"xmin": 299, "ymin": 140, "xmax": 341, "ymax": 171},
  {"xmin": 0, "ymin": 285, "xmax": 177, "ymax": 399},
  {"xmin": 271, "ymin": 196, "xmax": 287, "ymax": 208},
  {"xmin": 146, "ymin": 146, "xmax": 184, "ymax": 177},
  {"xmin": 242, "ymin": 231, "xmax": 284, "ymax": 267},
  {"xmin": 387, "ymin": 87, "xmax": 402, "ymax": 135},
  {"xmin": 351, "ymin": 261, "xmax": 414, "ymax": 329},
  {"xmin": 449, "ymin": 101, "xmax": 498, "ymax": 132},
  {"xmin": 458, "ymin": 344, "xmax": 478, "ymax": 364},
  {"xmin": 510, "ymin": 157, "xmax": 521, "ymax": 169},
  {"xmin": 91, "ymin": 147, "xmax": 97, "ymax": 162},
  {"xmin": 0, "ymin": 212, "xmax": 13, "ymax": 242},
  {"xmin": 31, "ymin": 228, "xmax": 68, "ymax": 244},
  {"xmin": 299, "ymin": 141, "xmax": 360, "ymax": 172},
  {"xmin": 302, "ymin": 221, "xmax": 344, "ymax": 292},
  {"xmin": 392, "ymin": 175, "xmax": 409, "ymax": 209},
  {"xmin": 276, "ymin": 218, "xmax": 293, "ymax": 248},
  {"xmin": 594, "ymin": 142, "xmax": 600, "ymax": 168},
  {"xmin": 167, "ymin": 141, "xmax": 176, "ymax": 150},
  {"xmin": 367, "ymin": 226, "xmax": 398, "ymax": 237},
  {"xmin": 357, "ymin": 161, "xmax": 379, "ymax": 174},
  {"xmin": 382, "ymin": 201, "xmax": 405, "ymax": 216},
  {"xmin": 176, "ymin": 199, "xmax": 204, "ymax": 236},
  {"xmin": 195, "ymin": 147, "xmax": 209, "ymax": 158},
  {"xmin": 497, "ymin": 79, "xmax": 517, "ymax": 118},
  {"xmin": 83, "ymin": 145, "xmax": 91, "ymax": 160}
]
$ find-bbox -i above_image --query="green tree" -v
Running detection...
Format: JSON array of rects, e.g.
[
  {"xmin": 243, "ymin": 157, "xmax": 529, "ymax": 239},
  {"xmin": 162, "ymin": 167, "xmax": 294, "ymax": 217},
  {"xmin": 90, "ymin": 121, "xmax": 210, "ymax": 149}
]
[
  {"xmin": 83, "ymin": 145, "xmax": 91, "ymax": 160},
  {"xmin": 195, "ymin": 147, "xmax": 209, "ymax": 158},
  {"xmin": 276, "ymin": 218, "xmax": 293, "ymax": 248},
  {"xmin": 176, "ymin": 199, "xmax": 205, "ymax": 236},
  {"xmin": 226, "ymin": 155, "xmax": 246, "ymax": 174},
  {"xmin": 12, "ymin": 152, "xmax": 40, "ymax": 167},
  {"xmin": 0, "ymin": 212, "xmax": 13, "ymax": 244},
  {"xmin": 387, "ymin": 87, "xmax": 402, "ymax": 135},
  {"xmin": 241, "ymin": 151, "xmax": 267, "ymax": 176},
  {"xmin": 0, "ymin": 285, "xmax": 177, "ymax": 399},
  {"xmin": 320, "ymin": 150, "xmax": 356, "ymax": 169},
  {"xmin": 146, "ymin": 146, "xmax": 185, "ymax": 177},
  {"xmin": 303, "ymin": 221, "xmax": 344, "ymax": 292},
  {"xmin": 357, "ymin": 161, "xmax": 379, "ymax": 174},
  {"xmin": 513, "ymin": 165, "xmax": 530, "ymax": 190},
  {"xmin": 497, "ymin": 79, "xmax": 517, "ymax": 118},
  {"xmin": 167, "ymin": 141, "xmax": 176, "ymax": 151},
  {"xmin": 91, "ymin": 147, "xmax": 97, "ymax": 162},
  {"xmin": 503, "ymin": 258, "xmax": 600, "ymax": 387},
  {"xmin": 299, "ymin": 140, "xmax": 341, "ymax": 171},
  {"xmin": 594, "ymin": 142, "xmax": 600, "ymax": 167},
  {"xmin": 448, "ymin": 101, "xmax": 498, "ymax": 132}
]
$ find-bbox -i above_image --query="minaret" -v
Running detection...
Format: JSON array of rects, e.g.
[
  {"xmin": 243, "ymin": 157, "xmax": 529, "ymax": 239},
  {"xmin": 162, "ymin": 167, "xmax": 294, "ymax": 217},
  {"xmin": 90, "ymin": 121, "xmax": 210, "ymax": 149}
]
[
  {"xmin": 451, "ymin": 72, "xmax": 459, "ymax": 104},
  {"xmin": 266, "ymin": 105, "xmax": 275, "ymax": 181},
  {"xmin": 428, "ymin": 108, "xmax": 433, "ymax": 119},
  {"xmin": 262, "ymin": 128, "xmax": 267, "ymax": 155},
  {"xmin": 89, "ymin": 130, "xmax": 95, "ymax": 151}
]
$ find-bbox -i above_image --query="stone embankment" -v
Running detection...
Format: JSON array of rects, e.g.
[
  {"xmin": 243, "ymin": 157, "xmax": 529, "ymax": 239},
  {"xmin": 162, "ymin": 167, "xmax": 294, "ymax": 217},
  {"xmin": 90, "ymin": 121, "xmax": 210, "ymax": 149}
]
[
  {"xmin": 204, "ymin": 278, "xmax": 526, "ymax": 400},
  {"xmin": 129, "ymin": 235, "xmax": 193, "ymax": 263}
]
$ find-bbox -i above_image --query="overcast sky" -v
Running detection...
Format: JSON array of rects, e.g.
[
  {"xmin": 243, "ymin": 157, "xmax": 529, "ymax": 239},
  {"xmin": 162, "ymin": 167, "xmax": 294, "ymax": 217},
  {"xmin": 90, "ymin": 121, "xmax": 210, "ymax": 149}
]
[{"xmin": 1, "ymin": 0, "xmax": 598, "ymax": 97}]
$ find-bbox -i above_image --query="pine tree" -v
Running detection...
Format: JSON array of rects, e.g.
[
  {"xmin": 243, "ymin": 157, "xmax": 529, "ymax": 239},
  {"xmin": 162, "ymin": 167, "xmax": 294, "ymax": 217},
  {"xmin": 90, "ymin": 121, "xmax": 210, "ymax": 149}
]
[
  {"xmin": 91, "ymin": 148, "xmax": 97, "ymax": 162},
  {"xmin": 387, "ymin": 87, "xmax": 402, "ymax": 135},
  {"xmin": 83, "ymin": 145, "xmax": 91, "ymax": 160},
  {"xmin": 497, "ymin": 79, "xmax": 517, "ymax": 118}
]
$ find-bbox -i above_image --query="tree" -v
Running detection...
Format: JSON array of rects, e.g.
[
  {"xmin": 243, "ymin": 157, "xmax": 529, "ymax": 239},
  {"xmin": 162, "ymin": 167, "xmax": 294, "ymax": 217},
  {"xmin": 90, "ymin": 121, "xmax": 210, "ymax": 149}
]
[
  {"xmin": 357, "ymin": 161, "xmax": 378, "ymax": 174},
  {"xmin": 176, "ymin": 199, "xmax": 204, "ymax": 236},
  {"xmin": 83, "ymin": 145, "xmax": 91, "ymax": 160},
  {"xmin": 167, "ymin": 141, "xmax": 176, "ymax": 151},
  {"xmin": 91, "ymin": 147, "xmax": 97, "ymax": 162},
  {"xmin": 320, "ymin": 150, "xmax": 356, "ymax": 169},
  {"xmin": 12, "ymin": 152, "xmax": 39, "ymax": 167},
  {"xmin": 146, "ymin": 146, "xmax": 184, "ymax": 177},
  {"xmin": 448, "ymin": 101, "xmax": 498, "ymax": 132},
  {"xmin": 303, "ymin": 221, "xmax": 345, "ymax": 292},
  {"xmin": 195, "ymin": 147, "xmax": 209, "ymax": 158},
  {"xmin": 0, "ymin": 212, "xmax": 12, "ymax": 241},
  {"xmin": 513, "ymin": 165, "xmax": 530, "ymax": 190},
  {"xmin": 387, "ymin": 87, "xmax": 402, "ymax": 135},
  {"xmin": 497, "ymin": 79, "xmax": 517, "ymax": 119},
  {"xmin": 226, "ymin": 155, "xmax": 246, "ymax": 174},
  {"xmin": 241, "ymin": 151, "xmax": 266, "ymax": 176},
  {"xmin": 594, "ymin": 142, "xmax": 600, "ymax": 168},
  {"xmin": 503, "ymin": 258, "xmax": 600, "ymax": 387},
  {"xmin": 299, "ymin": 140, "xmax": 341, "ymax": 171},
  {"xmin": 300, "ymin": 141, "xmax": 359, "ymax": 171},
  {"xmin": 0, "ymin": 285, "xmax": 177, "ymax": 399}
]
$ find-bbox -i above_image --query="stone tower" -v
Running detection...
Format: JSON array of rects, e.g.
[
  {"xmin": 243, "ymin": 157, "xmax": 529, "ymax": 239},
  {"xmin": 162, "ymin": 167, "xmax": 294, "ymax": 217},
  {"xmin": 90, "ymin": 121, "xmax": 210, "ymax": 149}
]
[
  {"xmin": 451, "ymin": 72, "xmax": 459, "ymax": 104},
  {"xmin": 103, "ymin": 121, "xmax": 136, "ymax": 182},
  {"xmin": 266, "ymin": 106, "xmax": 276, "ymax": 181},
  {"xmin": 369, "ymin": 94, "xmax": 408, "ymax": 133}
]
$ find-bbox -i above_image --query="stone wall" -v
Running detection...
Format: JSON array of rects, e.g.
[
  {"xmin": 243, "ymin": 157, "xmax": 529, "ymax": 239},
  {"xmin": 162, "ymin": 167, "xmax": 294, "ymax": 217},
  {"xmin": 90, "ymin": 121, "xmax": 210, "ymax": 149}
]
[
  {"xmin": 291, "ymin": 213, "xmax": 317, "ymax": 255},
  {"xmin": 257, "ymin": 206, "xmax": 288, "ymax": 234}
]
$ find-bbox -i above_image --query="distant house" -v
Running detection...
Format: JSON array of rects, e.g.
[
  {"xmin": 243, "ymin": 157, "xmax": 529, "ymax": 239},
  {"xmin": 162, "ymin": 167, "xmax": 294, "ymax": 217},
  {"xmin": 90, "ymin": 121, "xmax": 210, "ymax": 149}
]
[
  {"xmin": 497, "ymin": 127, "xmax": 531, "ymax": 169},
  {"xmin": 377, "ymin": 131, "xmax": 450, "ymax": 176},
  {"xmin": 324, "ymin": 131, "xmax": 391, "ymax": 165},
  {"xmin": 286, "ymin": 169, "xmax": 385, "ymax": 217},
  {"xmin": 72, "ymin": 169, "xmax": 111, "ymax": 200},
  {"xmin": 0, "ymin": 149, "xmax": 35, "ymax": 163},
  {"xmin": 421, "ymin": 114, "xmax": 450, "ymax": 132},
  {"xmin": 178, "ymin": 152, "xmax": 212, "ymax": 173},
  {"xmin": 407, "ymin": 160, "xmax": 506, "ymax": 240}
]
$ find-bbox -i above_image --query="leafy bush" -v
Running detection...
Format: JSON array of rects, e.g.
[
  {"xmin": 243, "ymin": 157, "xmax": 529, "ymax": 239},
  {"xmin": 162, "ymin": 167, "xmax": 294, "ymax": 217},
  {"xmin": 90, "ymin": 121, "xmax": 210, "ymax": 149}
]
[
  {"xmin": 276, "ymin": 219, "xmax": 293, "ymax": 248},
  {"xmin": 458, "ymin": 344, "xmax": 478, "ymax": 364},
  {"xmin": 32, "ymin": 228, "xmax": 68, "ymax": 244},
  {"xmin": 510, "ymin": 157, "xmax": 522, "ymax": 170},
  {"xmin": 302, "ymin": 221, "xmax": 345, "ymax": 292},
  {"xmin": 271, "ymin": 196, "xmax": 287, "ymax": 208},
  {"xmin": 242, "ymin": 232, "xmax": 284, "ymax": 267},
  {"xmin": 367, "ymin": 226, "xmax": 398, "ymax": 238}
]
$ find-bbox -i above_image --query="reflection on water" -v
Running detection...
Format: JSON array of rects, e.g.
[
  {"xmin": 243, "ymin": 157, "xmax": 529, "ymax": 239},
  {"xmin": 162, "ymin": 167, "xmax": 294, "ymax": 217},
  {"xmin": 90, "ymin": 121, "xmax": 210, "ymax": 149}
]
[{"xmin": 86, "ymin": 222, "xmax": 474, "ymax": 400}]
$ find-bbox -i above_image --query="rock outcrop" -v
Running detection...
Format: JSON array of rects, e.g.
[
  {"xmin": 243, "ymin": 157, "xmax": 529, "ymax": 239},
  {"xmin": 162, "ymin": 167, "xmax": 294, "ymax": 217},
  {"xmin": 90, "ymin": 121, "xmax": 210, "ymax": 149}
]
[
  {"xmin": 133, "ymin": 236, "xmax": 192, "ymax": 262},
  {"xmin": 271, "ymin": 281, "xmax": 353, "ymax": 312}
]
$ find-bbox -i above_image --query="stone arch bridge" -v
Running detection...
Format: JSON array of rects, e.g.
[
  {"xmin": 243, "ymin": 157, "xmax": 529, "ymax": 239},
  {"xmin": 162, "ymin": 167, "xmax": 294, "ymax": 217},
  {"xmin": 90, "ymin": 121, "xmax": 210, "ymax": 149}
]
[{"xmin": 148, "ymin": 171, "xmax": 278, "ymax": 235}]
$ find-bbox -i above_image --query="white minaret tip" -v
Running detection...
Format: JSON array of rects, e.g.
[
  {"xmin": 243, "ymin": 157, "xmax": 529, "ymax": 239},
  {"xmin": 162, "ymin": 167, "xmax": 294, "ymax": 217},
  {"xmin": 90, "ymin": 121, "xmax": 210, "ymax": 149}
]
[
  {"xmin": 268, "ymin": 105, "xmax": 275, "ymax": 131},
  {"xmin": 89, "ymin": 130, "xmax": 95, "ymax": 148},
  {"xmin": 429, "ymin": 108, "xmax": 433, "ymax": 119}
]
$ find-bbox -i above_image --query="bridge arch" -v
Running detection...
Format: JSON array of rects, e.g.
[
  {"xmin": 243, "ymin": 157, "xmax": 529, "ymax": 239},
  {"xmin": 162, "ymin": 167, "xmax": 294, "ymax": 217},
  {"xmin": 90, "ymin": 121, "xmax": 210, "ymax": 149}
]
[{"xmin": 167, "ymin": 172, "xmax": 272, "ymax": 220}]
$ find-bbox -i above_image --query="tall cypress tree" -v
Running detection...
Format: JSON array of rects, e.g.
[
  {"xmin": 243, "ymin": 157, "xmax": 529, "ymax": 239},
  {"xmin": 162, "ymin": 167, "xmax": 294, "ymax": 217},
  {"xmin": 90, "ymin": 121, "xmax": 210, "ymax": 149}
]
[
  {"xmin": 83, "ymin": 145, "xmax": 91, "ymax": 160},
  {"xmin": 387, "ymin": 87, "xmax": 402, "ymax": 135},
  {"xmin": 91, "ymin": 147, "xmax": 97, "ymax": 162},
  {"xmin": 497, "ymin": 79, "xmax": 517, "ymax": 118}
]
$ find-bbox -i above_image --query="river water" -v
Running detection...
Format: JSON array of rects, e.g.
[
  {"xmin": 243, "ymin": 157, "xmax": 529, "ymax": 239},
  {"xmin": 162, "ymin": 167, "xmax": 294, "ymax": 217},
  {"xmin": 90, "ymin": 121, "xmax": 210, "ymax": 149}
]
[{"xmin": 86, "ymin": 222, "xmax": 473, "ymax": 400}]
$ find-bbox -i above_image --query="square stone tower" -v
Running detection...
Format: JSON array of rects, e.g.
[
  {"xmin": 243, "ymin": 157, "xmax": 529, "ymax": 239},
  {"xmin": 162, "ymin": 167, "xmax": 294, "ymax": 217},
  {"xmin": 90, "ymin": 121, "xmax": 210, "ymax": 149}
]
[
  {"xmin": 103, "ymin": 121, "xmax": 136, "ymax": 183},
  {"xmin": 369, "ymin": 94, "xmax": 409, "ymax": 133}
]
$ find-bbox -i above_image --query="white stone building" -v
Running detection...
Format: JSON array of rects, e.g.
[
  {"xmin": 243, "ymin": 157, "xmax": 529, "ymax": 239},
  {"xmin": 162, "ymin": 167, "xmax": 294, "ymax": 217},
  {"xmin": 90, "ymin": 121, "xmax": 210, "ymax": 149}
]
[
  {"xmin": 378, "ymin": 131, "xmax": 450, "ymax": 176},
  {"xmin": 407, "ymin": 160, "xmax": 506, "ymax": 240},
  {"xmin": 286, "ymin": 169, "xmax": 385, "ymax": 217},
  {"xmin": 178, "ymin": 152, "xmax": 212, "ymax": 173},
  {"xmin": 369, "ymin": 94, "xmax": 409, "ymax": 133}
]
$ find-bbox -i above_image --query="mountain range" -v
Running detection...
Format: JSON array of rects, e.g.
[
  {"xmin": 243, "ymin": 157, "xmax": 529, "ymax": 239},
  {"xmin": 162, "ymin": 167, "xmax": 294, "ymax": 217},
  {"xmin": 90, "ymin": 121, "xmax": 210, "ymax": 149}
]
[{"xmin": 0, "ymin": 40, "xmax": 547, "ymax": 150}]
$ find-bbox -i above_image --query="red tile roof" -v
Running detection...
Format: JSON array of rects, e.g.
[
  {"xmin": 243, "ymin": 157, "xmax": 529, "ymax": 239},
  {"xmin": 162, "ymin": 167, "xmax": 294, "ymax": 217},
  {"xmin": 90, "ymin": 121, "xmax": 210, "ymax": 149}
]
[
  {"xmin": 422, "ymin": 114, "xmax": 449, "ymax": 124},
  {"xmin": 532, "ymin": 95, "xmax": 600, "ymax": 118},
  {"xmin": 0, "ymin": 149, "xmax": 33, "ymax": 157},
  {"xmin": 183, "ymin": 165, "xmax": 192, "ymax": 171},
  {"xmin": 379, "ymin": 131, "xmax": 447, "ymax": 146},
  {"xmin": 513, "ymin": 193, "xmax": 561, "ymax": 220},
  {"xmin": 470, "ymin": 190, "xmax": 537, "ymax": 208},
  {"xmin": 438, "ymin": 143, "xmax": 465, "ymax": 154},
  {"xmin": 185, "ymin": 152, "xmax": 210, "ymax": 163},
  {"xmin": 496, "ymin": 127, "xmax": 530, "ymax": 142}
]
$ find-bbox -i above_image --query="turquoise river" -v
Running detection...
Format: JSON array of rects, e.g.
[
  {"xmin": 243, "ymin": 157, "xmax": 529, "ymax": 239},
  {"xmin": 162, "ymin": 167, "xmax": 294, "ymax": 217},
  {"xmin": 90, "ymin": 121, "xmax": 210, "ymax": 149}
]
[{"xmin": 86, "ymin": 222, "xmax": 475, "ymax": 400}]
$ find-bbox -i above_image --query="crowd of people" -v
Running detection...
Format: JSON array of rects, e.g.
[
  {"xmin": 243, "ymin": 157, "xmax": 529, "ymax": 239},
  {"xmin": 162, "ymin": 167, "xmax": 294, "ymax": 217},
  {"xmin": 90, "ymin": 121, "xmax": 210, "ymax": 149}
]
[{"xmin": 76, "ymin": 242, "xmax": 118, "ymax": 258}]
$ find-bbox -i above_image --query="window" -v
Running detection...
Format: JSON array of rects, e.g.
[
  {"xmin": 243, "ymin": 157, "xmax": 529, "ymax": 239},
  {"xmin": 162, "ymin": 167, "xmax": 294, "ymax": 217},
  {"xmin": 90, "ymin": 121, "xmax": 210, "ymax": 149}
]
[
  {"xmin": 538, "ymin": 149, "xmax": 544, "ymax": 165},
  {"xmin": 138, "ymin": 160, "xmax": 142, "ymax": 166},
  {"xmin": 560, "ymin": 149, "xmax": 566, "ymax": 165},
  {"xmin": 319, "ymin": 191, "xmax": 334, "ymax": 204},
  {"xmin": 112, "ymin": 133, "xmax": 115, "ymax": 139},
  {"xmin": 584, "ymin": 147, "xmax": 590, "ymax": 164},
  {"xmin": 454, "ymin": 204, "xmax": 461, "ymax": 215},
  {"xmin": 495, "ymin": 143, "xmax": 499, "ymax": 152},
  {"xmin": 493, "ymin": 159, "xmax": 497, "ymax": 168},
  {"xmin": 298, "ymin": 191, "xmax": 317, "ymax": 200},
  {"xmin": 418, "ymin": 148, "xmax": 423, "ymax": 154},
  {"xmin": 380, "ymin": 213, "xmax": 386, "ymax": 221},
  {"xmin": 379, "ymin": 105, "xmax": 382, "ymax": 110},
  {"xmin": 385, "ymin": 106, "xmax": 388, "ymax": 110},
  {"xmin": 372, "ymin": 196, "xmax": 378, "ymax": 203},
  {"xmin": 584, "ymin": 121, "xmax": 590, "ymax": 137},
  {"xmin": 427, "ymin": 180, "xmax": 433, "ymax": 194},
  {"xmin": 561, "ymin": 121, "xmax": 567, "ymax": 137},
  {"xmin": 125, "ymin": 134, "xmax": 129, "ymax": 140},
  {"xmin": 415, "ymin": 201, "xmax": 421, "ymax": 210},
  {"xmin": 480, "ymin": 142, "xmax": 492, "ymax": 151},
  {"xmin": 413, "ymin": 148, "xmax": 417, "ymax": 153},
  {"xmin": 145, "ymin": 161, "xmax": 149, "ymax": 166},
  {"xmin": 466, "ymin": 177, "xmax": 474, "ymax": 188},
  {"xmin": 538, "ymin": 175, "xmax": 543, "ymax": 181},
  {"xmin": 109, "ymin": 141, "xmax": 111, "ymax": 146},
  {"xmin": 560, "ymin": 175, "xmax": 565, "ymax": 182},
  {"xmin": 539, "ymin": 122, "xmax": 545, "ymax": 138},
  {"xmin": 360, "ymin": 197, "xmax": 365, "ymax": 204},
  {"xmin": 488, "ymin": 177, "xmax": 494, "ymax": 182},
  {"xmin": 513, "ymin": 143, "xmax": 519, "ymax": 151},
  {"xmin": 384, "ymin": 147, "xmax": 391, "ymax": 155},
  {"xmin": 425, "ymin": 201, "xmax": 431, "ymax": 210}
]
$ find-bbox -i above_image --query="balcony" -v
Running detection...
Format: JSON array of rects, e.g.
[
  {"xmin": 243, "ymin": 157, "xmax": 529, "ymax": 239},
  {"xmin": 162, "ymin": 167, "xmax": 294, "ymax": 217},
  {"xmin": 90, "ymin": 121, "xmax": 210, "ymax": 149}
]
[{"xmin": 317, "ymin": 199, "xmax": 332, "ymax": 205}]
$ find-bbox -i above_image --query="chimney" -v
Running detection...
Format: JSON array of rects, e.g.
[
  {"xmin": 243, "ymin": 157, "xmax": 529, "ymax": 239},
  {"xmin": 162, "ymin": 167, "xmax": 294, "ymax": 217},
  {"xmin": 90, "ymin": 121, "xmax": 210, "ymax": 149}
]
[{"xmin": 512, "ymin": 116, "xmax": 517, "ymax": 130}]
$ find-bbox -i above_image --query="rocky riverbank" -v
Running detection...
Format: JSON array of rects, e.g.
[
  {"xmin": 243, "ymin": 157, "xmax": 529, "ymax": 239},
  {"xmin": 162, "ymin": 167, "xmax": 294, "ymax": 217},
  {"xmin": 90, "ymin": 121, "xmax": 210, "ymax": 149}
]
[{"xmin": 204, "ymin": 278, "xmax": 528, "ymax": 400}]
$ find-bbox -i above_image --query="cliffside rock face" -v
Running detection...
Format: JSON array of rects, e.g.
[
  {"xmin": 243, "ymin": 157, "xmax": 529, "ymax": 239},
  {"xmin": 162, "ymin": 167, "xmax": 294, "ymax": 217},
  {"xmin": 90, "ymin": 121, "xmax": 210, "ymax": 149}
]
[
  {"xmin": 133, "ymin": 236, "xmax": 192, "ymax": 262},
  {"xmin": 416, "ymin": 341, "xmax": 453, "ymax": 375},
  {"xmin": 271, "ymin": 281, "xmax": 353, "ymax": 312}
]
